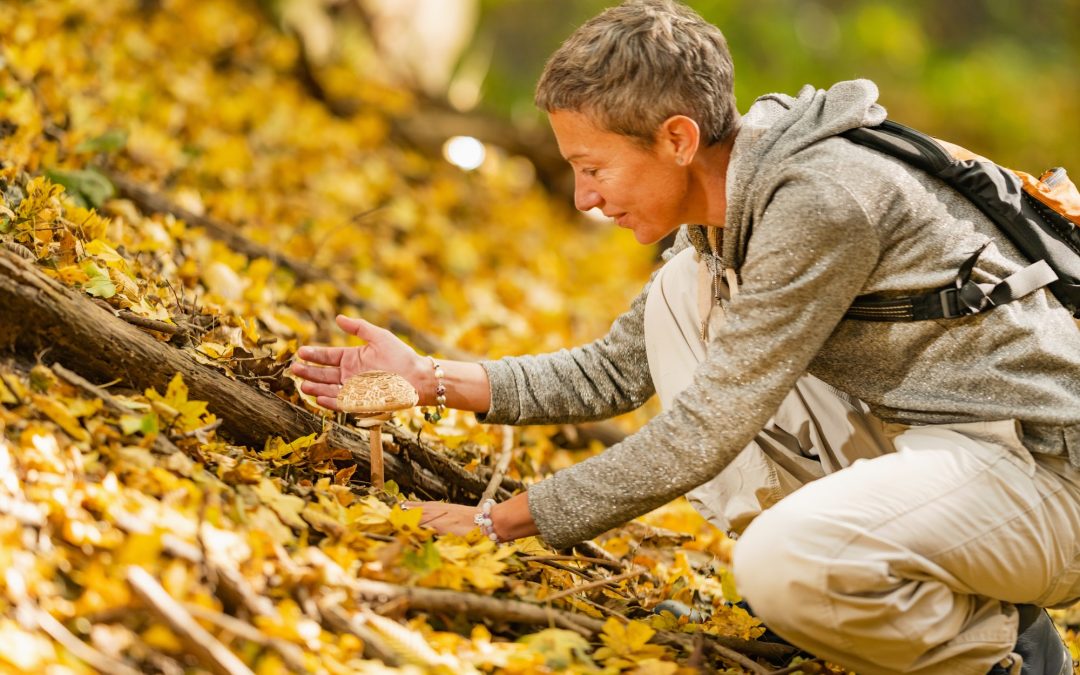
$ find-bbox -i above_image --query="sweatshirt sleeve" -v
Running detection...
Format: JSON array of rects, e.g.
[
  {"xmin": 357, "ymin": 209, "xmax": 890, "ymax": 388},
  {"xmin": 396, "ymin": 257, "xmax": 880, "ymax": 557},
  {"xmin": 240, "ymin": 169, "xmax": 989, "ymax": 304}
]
[
  {"xmin": 475, "ymin": 230, "xmax": 691, "ymax": 425},
  {"xmin": 526, "ymin": 173, "xmax": 881, "ymax": 549}
]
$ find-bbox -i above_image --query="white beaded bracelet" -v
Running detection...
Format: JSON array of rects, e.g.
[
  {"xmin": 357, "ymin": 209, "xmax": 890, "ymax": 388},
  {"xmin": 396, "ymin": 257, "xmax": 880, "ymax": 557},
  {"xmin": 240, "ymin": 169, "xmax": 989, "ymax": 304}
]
[
  {"xmin": 473, "ymin": 498, "xmax": 500, "ymax": 542},
  {"xmin": 423, "ymin": 356, "xmax": 447, "ymax": 423}
]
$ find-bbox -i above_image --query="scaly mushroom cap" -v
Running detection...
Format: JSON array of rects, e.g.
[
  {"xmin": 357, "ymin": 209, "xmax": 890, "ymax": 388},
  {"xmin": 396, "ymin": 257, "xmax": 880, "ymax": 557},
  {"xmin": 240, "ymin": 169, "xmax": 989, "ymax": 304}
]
[{"xmin": 338, "ymin": 371, "xmax": 419, "ymax": 414}]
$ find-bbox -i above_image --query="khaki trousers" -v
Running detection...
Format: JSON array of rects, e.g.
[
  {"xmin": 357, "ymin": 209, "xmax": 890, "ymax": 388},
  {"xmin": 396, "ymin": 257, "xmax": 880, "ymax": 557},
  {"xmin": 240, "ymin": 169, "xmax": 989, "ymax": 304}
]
[{"xmin": 642, "ymin": 247, "xmax": 1080, "ymax": 674}]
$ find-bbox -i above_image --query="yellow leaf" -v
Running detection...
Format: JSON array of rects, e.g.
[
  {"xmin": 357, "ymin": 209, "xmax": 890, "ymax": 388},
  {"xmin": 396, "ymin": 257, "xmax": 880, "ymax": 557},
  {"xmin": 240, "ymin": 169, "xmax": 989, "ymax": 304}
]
[
  {"xmin": 31, "ymin": 394, "xmax": 89, "ymax": 442},
  {"xmin": 254, "ymin": 479, "xmax": 306, "ymax": 530},
  {"xmin": 630, "ymin": 659, "xmax": 680, "ymax": 675},
  {"xmin": 54, "ymin": 264, "xmax": 90, "ymax": 285},
  {"xmin": 196, "ymin": 341, "xmax": 232, "ymax": 359},
  {"xmin": 518, "ymin": 628, "xmax": 594, "ymax": 670},
  {"xmin": 145, "ymin": 373, "xmax": 213, "ymax": 432},
  {"xmin": 116, "ymin": 532, "xmax": 165, "ymax": 566},
  {"xmin": 0, "ymin": 376, "xmax": 17, "ymax": 405},
  {"xmin": 389, "ymin": 504, "xmax": 423, "ymax": 531},
  {"xmin": 595, "ymin": 618, "xmax": 667, "ymax": 668},
  {"xmin": 142, "ymin": 624, "xmax": 183, "ymax": 652},
  {"xmin": 85, "ymin": 238, "xmax": 132, "ymax": 274},
  {"xmin": 719, "ymin": 567, "xmax": 742, "ymax": 604}
]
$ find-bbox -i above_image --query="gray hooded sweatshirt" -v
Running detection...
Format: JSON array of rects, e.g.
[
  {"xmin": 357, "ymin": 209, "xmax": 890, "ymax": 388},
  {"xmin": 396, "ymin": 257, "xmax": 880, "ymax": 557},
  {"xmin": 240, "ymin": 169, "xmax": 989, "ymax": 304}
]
[{"xmin": 478, "ymin": 80, "xmax": 1080, "ymax": 549}]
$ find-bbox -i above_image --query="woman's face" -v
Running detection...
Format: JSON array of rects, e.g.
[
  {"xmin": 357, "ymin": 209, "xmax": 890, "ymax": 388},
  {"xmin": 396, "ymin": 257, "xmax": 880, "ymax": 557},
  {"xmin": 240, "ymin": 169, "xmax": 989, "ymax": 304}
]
[{"xmin": 549, "ymin": 110, "xmax": 690, "ymax": 245}]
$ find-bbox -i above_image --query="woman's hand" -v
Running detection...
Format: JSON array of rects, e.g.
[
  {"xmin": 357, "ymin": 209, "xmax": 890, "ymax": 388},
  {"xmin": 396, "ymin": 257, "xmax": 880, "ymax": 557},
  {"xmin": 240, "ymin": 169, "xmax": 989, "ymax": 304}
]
[
  {"xmin": 405, "ymin": 501, "xmax": 483, "ymax": 538},
  {"xmin": 405, "ymin": 493, "xmax": 538, "ymax": 542},
  {"xmin": 291, "ymin": 314, "xmax": 427, "ymax": 411}
]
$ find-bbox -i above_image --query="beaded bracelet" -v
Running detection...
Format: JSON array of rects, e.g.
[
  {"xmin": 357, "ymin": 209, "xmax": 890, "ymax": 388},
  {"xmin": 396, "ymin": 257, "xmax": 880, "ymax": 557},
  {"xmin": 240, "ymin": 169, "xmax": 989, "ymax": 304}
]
[
  {"xmin": 473, "ymin": 498, "xmax": 500, "ymax": 542},
  {"xmin": 422, "ymin": 356, "xmax": 447, "ymax": 423}
]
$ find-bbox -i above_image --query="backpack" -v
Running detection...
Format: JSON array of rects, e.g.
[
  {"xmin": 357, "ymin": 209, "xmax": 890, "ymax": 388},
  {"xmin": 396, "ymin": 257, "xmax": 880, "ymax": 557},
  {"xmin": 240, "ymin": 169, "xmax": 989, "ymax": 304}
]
[{"xmin": 840, "ymin": 120, "xmax": 1080, "ymax": 322}]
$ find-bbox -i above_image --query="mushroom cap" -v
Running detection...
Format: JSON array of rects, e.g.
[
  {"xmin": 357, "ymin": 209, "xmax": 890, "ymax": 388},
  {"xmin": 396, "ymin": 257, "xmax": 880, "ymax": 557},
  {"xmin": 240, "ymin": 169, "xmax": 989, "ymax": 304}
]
[{"xmin": 338, "ymin": 371, "xmax": 419, "ymax": 414}]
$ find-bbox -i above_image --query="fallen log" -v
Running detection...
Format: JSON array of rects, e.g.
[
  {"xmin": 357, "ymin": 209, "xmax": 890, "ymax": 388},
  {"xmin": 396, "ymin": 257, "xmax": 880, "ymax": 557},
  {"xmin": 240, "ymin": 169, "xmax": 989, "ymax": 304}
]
[{"xmin": 0, "ymin": 248, "xmax": 507, "ymax": 503}]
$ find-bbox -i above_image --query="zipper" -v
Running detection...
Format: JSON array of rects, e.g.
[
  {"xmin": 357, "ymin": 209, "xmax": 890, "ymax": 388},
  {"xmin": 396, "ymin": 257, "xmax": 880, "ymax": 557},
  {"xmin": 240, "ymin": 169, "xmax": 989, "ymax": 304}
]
[{"xmin": 1042, "ymin": 167, "xmax": 1067, "ymax": 188}]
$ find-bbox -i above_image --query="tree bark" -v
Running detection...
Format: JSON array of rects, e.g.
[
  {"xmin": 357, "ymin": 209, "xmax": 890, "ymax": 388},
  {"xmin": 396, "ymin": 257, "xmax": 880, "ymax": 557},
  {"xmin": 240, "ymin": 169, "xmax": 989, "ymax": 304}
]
[{"xmin": 0, "ymin": 249, "xmax": 507, "ymax": 502}]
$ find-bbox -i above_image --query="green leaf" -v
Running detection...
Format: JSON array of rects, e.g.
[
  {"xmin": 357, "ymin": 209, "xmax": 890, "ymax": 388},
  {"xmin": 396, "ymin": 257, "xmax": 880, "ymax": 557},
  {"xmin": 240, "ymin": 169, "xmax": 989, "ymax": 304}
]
[
  {"xmin": 74, "ymin": 129, "xmax": 128, "ymax": 154},
  {"xmin": 44, "ymin": 168, "xmax": 115, "ymax": 208},
  {"xmin": 403, "ymin": 540, "xmax": 442, "ymax": 576},
  {"xmin": 120, "ymin": 413, "xmax": 158, "ymax": 436},
  {"xmin": 82, "ymin": 261, "xmax": 116, "ymax": 298},
  {"xmin": 519, "ymin": 629, "xmax": 595, "ymax": 670}
]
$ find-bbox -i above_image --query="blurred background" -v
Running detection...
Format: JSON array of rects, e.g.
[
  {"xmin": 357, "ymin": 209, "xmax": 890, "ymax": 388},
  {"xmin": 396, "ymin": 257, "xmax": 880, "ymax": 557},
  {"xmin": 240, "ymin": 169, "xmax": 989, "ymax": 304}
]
[
  {"xmin": 272, "ymin": 0, "xmax": 1080, "ymax": 193},
  {"xmin": 2, "ymin": 5, "xmax": 1080, "ymax": 669}
]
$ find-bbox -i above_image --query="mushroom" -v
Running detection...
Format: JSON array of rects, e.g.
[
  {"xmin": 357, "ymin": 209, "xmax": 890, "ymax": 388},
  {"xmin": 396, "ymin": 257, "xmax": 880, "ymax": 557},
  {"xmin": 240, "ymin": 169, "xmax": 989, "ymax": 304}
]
[{"xmin": 338, "ymin": 371, "xmax": 419, "ymax": 490}]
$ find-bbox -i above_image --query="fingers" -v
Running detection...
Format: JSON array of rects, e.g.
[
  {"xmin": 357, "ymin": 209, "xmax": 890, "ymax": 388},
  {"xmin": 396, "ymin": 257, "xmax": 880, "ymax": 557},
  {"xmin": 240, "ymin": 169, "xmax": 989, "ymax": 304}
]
[
  {"xmin": 295, "ymin": 345, "xmax": 346, "ymax": 366},
  {"xmin": 336, "ymin": 314, "xmax": 385, "ymax": 340},
  {"xmin": 403, "ymin": 501, "xmax": 446, "ymax": 526},
  {"xmin": 315, "ymin": 395, "xmax": 341, "ymax": 411},
  {"xmin": 301, "ymin": 381, "xmax": 341, "ymax": 399},
  {"xmin": 290, "ymin": 361, "xmax": 342, "ymax": 384}
]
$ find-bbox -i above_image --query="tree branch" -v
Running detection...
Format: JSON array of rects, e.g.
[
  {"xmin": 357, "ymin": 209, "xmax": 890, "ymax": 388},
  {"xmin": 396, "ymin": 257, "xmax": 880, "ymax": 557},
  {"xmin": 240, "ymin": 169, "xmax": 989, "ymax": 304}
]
[{"xmin": 126, "ymin": 566, "xmax": 254, "ymax": 675}]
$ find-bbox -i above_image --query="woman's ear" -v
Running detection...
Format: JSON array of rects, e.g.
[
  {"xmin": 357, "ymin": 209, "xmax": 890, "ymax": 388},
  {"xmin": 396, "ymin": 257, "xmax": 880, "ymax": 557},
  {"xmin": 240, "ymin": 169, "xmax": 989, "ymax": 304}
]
[{"xmin": 658, "ymin": 115, "xmax": 701, "ymax": 166}]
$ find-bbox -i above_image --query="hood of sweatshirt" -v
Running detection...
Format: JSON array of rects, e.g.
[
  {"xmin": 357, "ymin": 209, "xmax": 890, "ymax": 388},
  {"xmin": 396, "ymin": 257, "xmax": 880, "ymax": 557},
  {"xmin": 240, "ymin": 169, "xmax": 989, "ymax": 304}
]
[{"xmin": 687, "ymin": 79, "xmax": 887, "ymax": 273}]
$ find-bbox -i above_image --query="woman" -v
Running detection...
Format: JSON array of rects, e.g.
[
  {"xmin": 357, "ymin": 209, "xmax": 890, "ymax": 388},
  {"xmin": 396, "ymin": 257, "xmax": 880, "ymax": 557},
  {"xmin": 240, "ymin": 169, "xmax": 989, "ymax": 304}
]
[{"xmin": 293, "ymin": 1, "xmax": 1080, "ymax": 673}]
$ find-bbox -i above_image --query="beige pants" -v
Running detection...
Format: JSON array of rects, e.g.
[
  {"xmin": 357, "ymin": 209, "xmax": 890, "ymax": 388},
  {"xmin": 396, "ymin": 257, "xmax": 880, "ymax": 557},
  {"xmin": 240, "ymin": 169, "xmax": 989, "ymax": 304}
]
[{"xmin": 643, "ymin": 248, "xmax": 1080, "ymax": 674}]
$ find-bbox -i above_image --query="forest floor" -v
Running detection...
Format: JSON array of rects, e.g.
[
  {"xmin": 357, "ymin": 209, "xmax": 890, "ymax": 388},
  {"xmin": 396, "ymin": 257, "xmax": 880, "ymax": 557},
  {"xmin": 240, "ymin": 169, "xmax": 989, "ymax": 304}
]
[{"xmin": 0, "ymin": 1, "xmax": 1077, "ymax": 673}]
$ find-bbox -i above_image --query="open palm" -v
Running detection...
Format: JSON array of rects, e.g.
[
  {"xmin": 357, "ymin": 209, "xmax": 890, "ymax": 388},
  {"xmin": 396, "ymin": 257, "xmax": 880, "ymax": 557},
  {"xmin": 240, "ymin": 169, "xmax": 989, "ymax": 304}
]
[{"xmin": 291, "ymin": 314, "xmax": 427, "ymax": 411}]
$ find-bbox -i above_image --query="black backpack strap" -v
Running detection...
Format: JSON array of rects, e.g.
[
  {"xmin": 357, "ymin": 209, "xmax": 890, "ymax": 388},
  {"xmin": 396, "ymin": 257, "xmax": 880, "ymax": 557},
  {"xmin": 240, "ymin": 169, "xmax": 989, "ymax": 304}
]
[{"xmin": 847, "ymin": 243, "xmax": 1059, "ymax": 322}]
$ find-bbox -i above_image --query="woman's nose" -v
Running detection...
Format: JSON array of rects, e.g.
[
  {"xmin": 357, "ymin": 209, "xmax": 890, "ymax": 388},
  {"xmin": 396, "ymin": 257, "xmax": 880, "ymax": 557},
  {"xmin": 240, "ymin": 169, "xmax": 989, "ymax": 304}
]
[{"xmin": 574, "ymin": 184, "xmax": 602, "ymax": 212}]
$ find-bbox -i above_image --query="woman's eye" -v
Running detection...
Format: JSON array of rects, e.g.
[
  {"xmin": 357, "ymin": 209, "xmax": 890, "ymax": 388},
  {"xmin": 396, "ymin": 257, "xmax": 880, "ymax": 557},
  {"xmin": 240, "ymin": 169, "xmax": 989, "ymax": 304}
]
[{"xmin": 582, "ymin": 168, "xmax": 598, "ymax": 177}]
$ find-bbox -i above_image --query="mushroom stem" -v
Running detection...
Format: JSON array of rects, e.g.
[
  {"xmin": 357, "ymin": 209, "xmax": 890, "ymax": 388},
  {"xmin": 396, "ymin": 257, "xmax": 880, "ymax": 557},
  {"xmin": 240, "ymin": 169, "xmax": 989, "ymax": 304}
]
[{"xmin": 370, "ymin": 423, "xmax": 384, "ymax": 490}]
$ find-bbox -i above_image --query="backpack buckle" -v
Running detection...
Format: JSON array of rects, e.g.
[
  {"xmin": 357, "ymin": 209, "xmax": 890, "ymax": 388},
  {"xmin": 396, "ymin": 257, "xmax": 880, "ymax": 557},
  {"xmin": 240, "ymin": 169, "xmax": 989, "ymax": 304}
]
[{"xmin": 938, "ymin": 287, "xmax": 969, "ymax": 319}]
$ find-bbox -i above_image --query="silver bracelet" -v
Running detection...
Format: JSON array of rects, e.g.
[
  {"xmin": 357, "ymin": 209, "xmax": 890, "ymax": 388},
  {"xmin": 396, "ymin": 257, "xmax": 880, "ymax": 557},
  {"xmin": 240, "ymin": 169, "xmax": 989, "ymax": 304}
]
[{"xmin": 473, "ymin": 498, "xmax": 500, "ymax": 542}]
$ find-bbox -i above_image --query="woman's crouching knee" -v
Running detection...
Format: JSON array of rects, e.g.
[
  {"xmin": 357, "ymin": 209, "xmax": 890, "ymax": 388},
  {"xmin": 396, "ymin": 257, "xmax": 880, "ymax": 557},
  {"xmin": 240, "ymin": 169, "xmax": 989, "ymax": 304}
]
[{"xmin": 731, "ymin": 501, "xmax": 831, "ymax": 635}]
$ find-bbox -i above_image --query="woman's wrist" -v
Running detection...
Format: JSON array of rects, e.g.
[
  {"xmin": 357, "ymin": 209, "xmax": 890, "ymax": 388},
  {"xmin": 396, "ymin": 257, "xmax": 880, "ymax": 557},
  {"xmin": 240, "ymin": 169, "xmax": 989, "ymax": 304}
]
[{"xmin": 490, "ymin": 492, "xmax": 538, "ymax": 542}]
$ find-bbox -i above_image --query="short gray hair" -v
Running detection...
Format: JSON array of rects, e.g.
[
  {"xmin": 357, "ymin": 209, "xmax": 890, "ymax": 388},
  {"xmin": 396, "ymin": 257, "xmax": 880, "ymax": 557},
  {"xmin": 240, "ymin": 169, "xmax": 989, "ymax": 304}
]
[{"xmin": 535, "ymin": 0, "xmax": 738, "ymax": 147}]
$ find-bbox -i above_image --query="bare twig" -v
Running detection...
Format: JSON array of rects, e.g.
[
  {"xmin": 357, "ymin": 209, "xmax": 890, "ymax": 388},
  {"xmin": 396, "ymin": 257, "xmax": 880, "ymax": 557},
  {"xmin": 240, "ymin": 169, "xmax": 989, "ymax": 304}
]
[
  {"xmin": 305, "ymin": 549, "xmax": 597, "ymax": 636},
  {"xmin": 118, "ymin": 311, "xmax": 181, "ymax": 335},
  {"xmin": 525, "ymin": 558, "xmax": 602, "ymax": 584},
  {"xmin": 543, "ymin": 568, "xmax": 646, "ymax": 602},
  {"xmin": 177, "ymin": 419, "xmax": 223, "ymax": 439},
  {"xmin": 766, "ymin": 659, "xmax": 824, "ymax": 675},
  {"xmin": 577, "ymin": 596, "xmax": 631, "ymax": 623},
  {"xmin": 518, "ymin": 554, "xmax": 624, "ymax": 571},
  {"xmin": 480, "ymin": 425, "xmax": 515, "ymax": 503},
  {"xmin": 709, "ymin": 641, "xmax": 770, "ymax": 675},
  {"xmin": 183, "ymin": 603, "xmax": 307, "ymax": 674},
  {"xmin": 23, "ymin": 601, "xmax": 143, "ymax": 675},
  {"xmin": 317, "ymin": 598, "xmax": 403, "ymax": 667},
  {"xmin": 572, "ymin": 541, "xmax": 624, "ymax": 567},
  {"xmin": 90, "ymin": 298, "xmax": 182, "ymax": 335},
  {"xmin": 126, "ymin": 566, "xmax": 254, "ymax": 675}
]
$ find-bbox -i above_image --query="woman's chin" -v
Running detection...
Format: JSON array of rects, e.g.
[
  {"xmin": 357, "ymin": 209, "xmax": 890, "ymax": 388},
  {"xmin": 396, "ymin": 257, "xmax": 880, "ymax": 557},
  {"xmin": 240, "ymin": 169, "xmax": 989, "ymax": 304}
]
[{"xmin": 632, "ymin": 223, "xmax": 678, "ymax": 245}]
